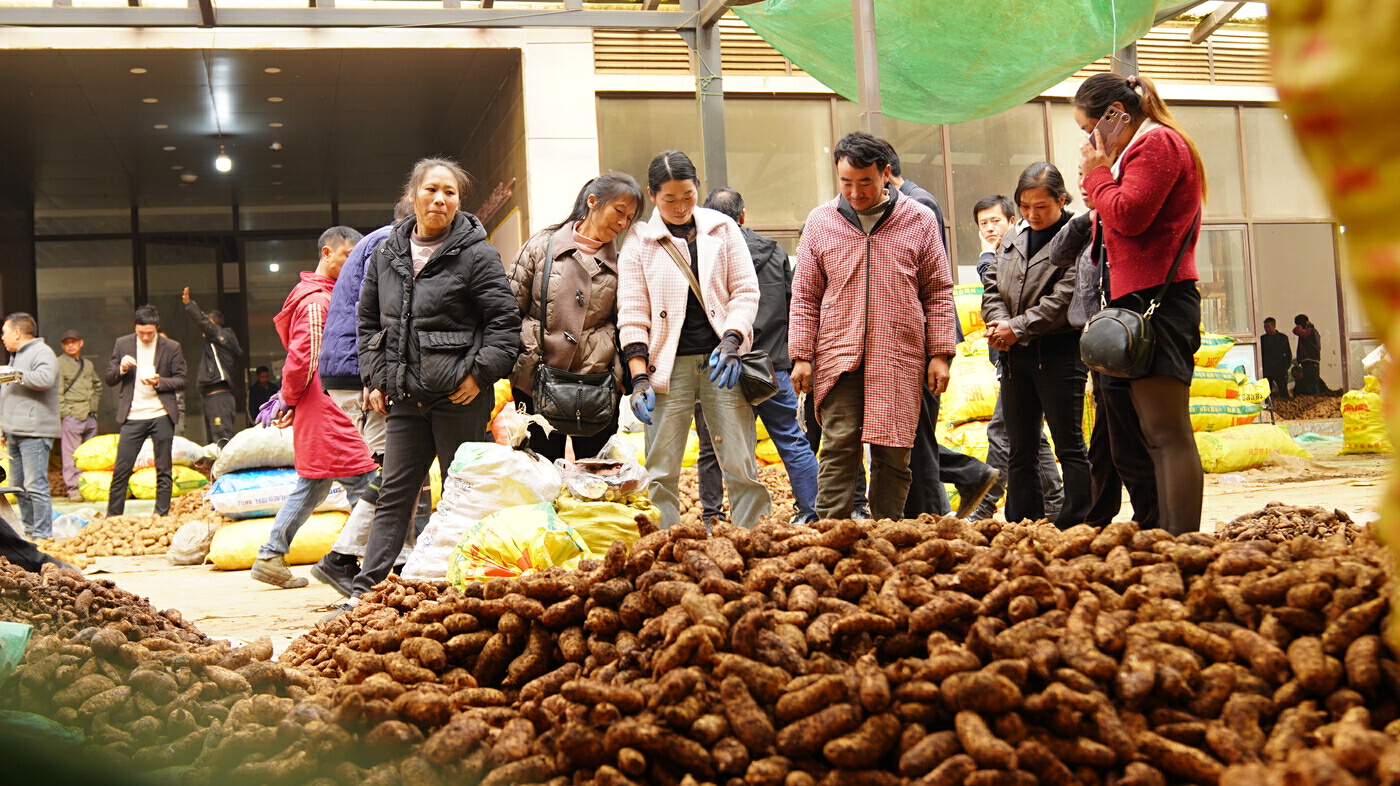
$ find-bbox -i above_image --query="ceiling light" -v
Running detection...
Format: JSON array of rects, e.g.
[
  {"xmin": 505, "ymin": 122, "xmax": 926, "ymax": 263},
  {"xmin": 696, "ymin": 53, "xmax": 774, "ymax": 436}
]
[
  {"xmin": 269, "ymin": 141, "xmax": 283, "ymax": 151},
  {"xmin": 271, "ymin": 164, "xmax": 283, "ymax": 169},
  {"xmin": 215, "ymin": 145, "xmax": 232, "ymax": 173},
  {"xmin": 269, "ymin": 122, "xmax": 283, "ymax": 128},
  {"xmin": 272, "ymin": 181, "xmax": 283, "ymax": 186},
  {"xmin": 172, "ymin": 165, "xmax": 183, "ymax": 171},
  {"xmin": 264, "ymin": 67, "xmax": 281, "ymax": 74},
  {"xmin": 180, "ymin": 173, "xmax": 198, "ymax": 183},
  {"xmin": 267, "ymin": 97, "xmax": 283, "ymax": 103},
  {"xmin": 268, "ymin": 263, "xmax": 280, "ymax": 272},
  {"xmin": 153, "ymin": 124, "xmax": 168, "ymax": 130},
  {"xmin": 129, "ymin": 67, "xmax": 147, "ymax": 74},
  {"xmin": 142, "ymin": 97, "xmax": 159, "ymax": 104},
  {"xmin": 163, "ymin": 145, "xmax": 176, "ymax": 152}
]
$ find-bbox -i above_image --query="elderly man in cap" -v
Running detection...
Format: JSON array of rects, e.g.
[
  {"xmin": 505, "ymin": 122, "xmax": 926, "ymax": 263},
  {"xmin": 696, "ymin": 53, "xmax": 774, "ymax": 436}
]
[{"xmin": 57, "ymin": 328, "xmax": 102, "ymax": 501}]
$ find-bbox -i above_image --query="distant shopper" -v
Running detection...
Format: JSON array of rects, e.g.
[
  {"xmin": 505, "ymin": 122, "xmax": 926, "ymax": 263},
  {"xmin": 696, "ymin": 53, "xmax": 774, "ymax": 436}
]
[
  {"xmin": 343, "ymin": 157, "xmax": 520, "ymax": 611},
  {"xmin": 1261, "ymin": 317, "xmax": 1293, "ymax": 400},
  {"xmin": 507, "ymin": 173, "xmax": 641, "ymax": 462},
  {"xmin": 1293, "ymin": 314, "xmax": 1325, "ymax": 394},
  {"xmin": 982, "ymin": 162, "xmax": 1090, "ymax": 528},
  {"xmin": 1, "ymin": 313, "xmax": 61, "ymax": 539},
  {"xmin": 246, "ymin": 366, "xmax": 277, "ymax": 420},
  {"xmin": 790, "ymin": 132, "xmax": 956, "ymax": 520},
  {"xmin": 182, "ymin": 287, "xmax": 242, "ymax": 444},
  {"xmin": 251, "ymin": 226, "xmax": 378, "ymax": 590},
  {"xmin": 692, "ymin": 186, "xmax": 820, "ymax": 525},
  {"xmin": 57, "ymin": 328, "xmax": 102, "ymax": 502},
  {"xmin": 1076, "ymin": 72, "xmax": 1205, "ymax": 535},
  {"xmin": 618, "ymin": 150, "xmax": 770, "ymax": 528},
  {"xmin": 104, "ymin": 306, "xmax": 187, "ymax": 517}
]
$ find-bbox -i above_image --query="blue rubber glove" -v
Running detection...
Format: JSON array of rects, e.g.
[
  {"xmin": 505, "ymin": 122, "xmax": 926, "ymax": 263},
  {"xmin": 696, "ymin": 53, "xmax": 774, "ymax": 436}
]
[
  {"xmin": 256, "ymin": 395, "xmax": 291, "ymax": 428},
  {"xmin": 707, "ymin": 331, "xmax": 743, "ymax": 389},
  {"xmin": 630, "ymin": 373, "xmax": 655, "ymax": 426}
]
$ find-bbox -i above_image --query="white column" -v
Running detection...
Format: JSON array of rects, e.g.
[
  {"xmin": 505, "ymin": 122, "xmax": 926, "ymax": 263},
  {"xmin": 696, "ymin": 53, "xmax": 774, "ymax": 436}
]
[{"xmin": 521, "ymin": 29, "xmax": 601, "ymax": 236}]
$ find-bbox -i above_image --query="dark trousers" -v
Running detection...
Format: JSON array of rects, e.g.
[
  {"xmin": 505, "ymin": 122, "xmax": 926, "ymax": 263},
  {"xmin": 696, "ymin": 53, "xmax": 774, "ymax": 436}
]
[
  {"xmin": 351, "ymin": 394, "xmax": 492, "ymax": 597},
  {"xmin": 1296, "ymin": 360, "xmax": 1324, "ymax": 395},
  {"xmin": 1086, "ymin": 372, "xmax": 1159, "ymax": 529},
  {"xmin": 1263, "ymin": 366, "xmax": 1291, "ymax": 400},
  {"xmin": 1000, "ymin": 337, "xmax": 1091, "ymax": 527},
  {"xmin": 202, "ymin": 387, "xmax": 237, "ymax": 444},
  {"xmin": 802, "ymin": 390, "xmax": 868, "ymax": 511},
  {"xmin": 512, "ymin": 388, "xmax": 619, "ymax": 464},
  {"xmin": 108, "ymin": 416, "xmax": 174, "ymax": 517},
  {"xmin": 974, "ymin": 394, "xmax": 1063, "ymax": 521}
]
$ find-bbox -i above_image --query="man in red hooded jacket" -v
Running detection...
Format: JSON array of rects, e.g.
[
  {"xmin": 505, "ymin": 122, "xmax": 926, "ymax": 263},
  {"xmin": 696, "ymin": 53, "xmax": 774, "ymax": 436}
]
[{"xmin": 251, "ymin": 226, "xmax": 379, "ymax": 589}]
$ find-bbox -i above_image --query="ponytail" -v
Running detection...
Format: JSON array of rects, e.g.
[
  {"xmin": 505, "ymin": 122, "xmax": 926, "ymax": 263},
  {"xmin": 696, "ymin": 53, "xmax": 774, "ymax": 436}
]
[{"xmin": 1074, "ymin": 73, "xmax": 1207, "ymax": 201}]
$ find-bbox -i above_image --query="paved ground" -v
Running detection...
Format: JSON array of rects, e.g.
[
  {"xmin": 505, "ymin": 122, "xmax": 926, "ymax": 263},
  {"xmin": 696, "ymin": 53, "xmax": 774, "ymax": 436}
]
[{"xmin": 86, "ymin": 438, "xmax": 1391, "ymax": 655}]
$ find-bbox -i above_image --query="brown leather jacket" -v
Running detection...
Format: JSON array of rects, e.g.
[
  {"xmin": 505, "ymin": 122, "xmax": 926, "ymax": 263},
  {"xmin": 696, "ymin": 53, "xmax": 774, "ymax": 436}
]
[
  {"xmin": 981, "ymin": 214, "xmax": 1080, "ymax": 346},
  {"xmin": 506, "ymin": 223, "xmax": 620, "ymax": 395}
]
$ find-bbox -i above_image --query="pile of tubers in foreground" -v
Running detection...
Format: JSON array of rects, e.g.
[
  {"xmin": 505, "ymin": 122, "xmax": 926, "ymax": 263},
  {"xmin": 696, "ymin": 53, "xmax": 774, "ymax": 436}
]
[{"xmin": 7, "ymin": 512, "xmax": 1400, "ymax": 785}]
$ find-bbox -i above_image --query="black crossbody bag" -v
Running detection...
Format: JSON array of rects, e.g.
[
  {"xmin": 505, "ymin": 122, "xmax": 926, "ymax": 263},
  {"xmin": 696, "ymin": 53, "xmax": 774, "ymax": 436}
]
[
  {"xmin": 1080, "ymin": 210, "xmax": 1200, "ymax": 379},
  {"xmin": 531, "ymin": 237, "xmax": 618, "ymax": 436}
]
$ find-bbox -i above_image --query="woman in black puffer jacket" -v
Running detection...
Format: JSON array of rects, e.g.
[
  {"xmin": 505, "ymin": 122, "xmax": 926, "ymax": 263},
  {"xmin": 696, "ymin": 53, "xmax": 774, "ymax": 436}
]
[{"xmin": 348, "ymin": 156, "xmax": 521, "ymax": 602}]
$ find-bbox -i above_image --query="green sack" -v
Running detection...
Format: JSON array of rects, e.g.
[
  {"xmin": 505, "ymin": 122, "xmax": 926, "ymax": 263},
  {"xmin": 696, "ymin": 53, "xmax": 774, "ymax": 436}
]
[
  {"xmin": 0, "ymin": 711, "xmax": 85, "ymax": 748},
  {"xmin": 735, "ymin": 0, "xmax": 1155, "ymax": 124},
  {"xmin": 0, "ymin": 621, "xmax": 33, "ymax": 687}
]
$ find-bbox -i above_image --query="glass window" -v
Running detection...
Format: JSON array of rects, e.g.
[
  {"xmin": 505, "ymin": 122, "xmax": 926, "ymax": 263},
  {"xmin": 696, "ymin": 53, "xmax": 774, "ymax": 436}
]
[
  {"xmin": 883, "ymin": 117, "xmax": 948, "ymax": 224},
  {"xmin": 598, "ymin": 97, "xmax": 701, "ymax": 196},
  {"xmin": 1242, "ymin": 107, "xmax": 1331, "ymax": 218},
  {"xmin": 339, "ymin": 202, "xmax": 400, "ymax": 233},
  {"xmin": 1196, "ymin": 227, "xmax": 1250, "ymax": 335},
  {"xmin": 244, "ymin": 239, "xmax": 318, "ymax": 381},
  {"xmin": 947, "ymin": 102, "xmax": 1048, "ymax": 271},
  {"xmin": 35, "ymin": 209, "xmax": 131, "ymax": 236},
  {"xmin": 1338, "ymin": 230, "xmax": 1375, "ymax": 335},
  {"xmin": 1048, "ymin": 102, "xmax": 1085, "ymax": 185},
  {"xmin": 1348, "ymin": 339, "xmax": 1383, "ymax": 389},
  {"xmin": 146, "ymin": 242, "xmax": 225, "ymax": 442},
  {"xmin": 140, "ymin": 206, "xmax": 233, "ymax": 233},
  {"xmin": 724, "ymin": 99, "xmax": 835, "ymax": 227},
  {"xmin": 35, "ymin": 239, "xmax": 134, "ymax": 433},
  {"xmin": 1172, "ymin": 105, "xmax": 1245, "ymax": 218},
  {"xmin": 239, "ymin": 204, "xmax": 334, "ymax": 232}
]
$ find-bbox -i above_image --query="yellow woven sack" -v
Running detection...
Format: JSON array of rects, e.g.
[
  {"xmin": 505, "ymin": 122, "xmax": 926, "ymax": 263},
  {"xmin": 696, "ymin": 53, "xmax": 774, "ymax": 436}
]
[
  {"xmin": 130, "ymin": 466, "xmax": 208, "ymax": 500},
  {"xmin": 1239, "ymin": 379, "xmax": 1272, "ymax": 406},
  {"xmin": 73, "ymin": 434, "xmax": 121, "ymax": 473},
  {"xmin": 756, "ymin": 439, "xmax": 781, "ymax": 466},
  {"xmin": 78, "ymin": 471, "xmax": 118, "ymax": 502},
  {"xmin": 1189, "ymin": 397, "xmax": 1261, "ymax": 433},
  {"xmin": 490, "ymin": 379, "xmax": 513, "ymax": 424},
  {"xmin": 941, "ymin": 420, "xmax": 990, "ymax": 463},
  {"xmin": 1195, "ymin": 425, "xmax": 1312, "ymax": 473},
  {"xmin": 942, "ymin": 354, "xmax": 998, "ymax": 425},
  {"xmin": 430, "ymin": 459, "xmax": 442, "ymax": 509},
  {"xmin": 1341, "ymin": 376, "xmax": 1393, "ymax": 455},
  {"xmin": 1191, "ymin": 367, "xmax": 1240, "ymax": 400},
  {"xmin": 681, "ymin": 429, "xmax": 700, "ymax": 468},
  {"xmin": 956, "ymin": 334, "xmax": 990, "ymax": 361},
  {"xmin": 1194, "ymin": 332, "xmax": 1236, "ymax": 368},
  {"xmin": 553, "ymin": 494, "xmax": 654, "ymax": 557},
  {"xmin": 206, "ymin": 512, "xmax": 349, "ymax": 570},
  {"xmin": 954, "ymin": 283, "xmax": 986, "ymax": 337},
  {"xmin": 446, "ymin": 503, "xmax": 588, "ymax": 587}
]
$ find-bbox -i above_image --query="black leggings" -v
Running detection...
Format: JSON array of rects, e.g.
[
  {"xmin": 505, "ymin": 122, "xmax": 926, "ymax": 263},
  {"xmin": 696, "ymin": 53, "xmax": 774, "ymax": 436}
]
[{"xmin": 1127, "ymin": 375, "xmax": 1201, "ymax": 535}]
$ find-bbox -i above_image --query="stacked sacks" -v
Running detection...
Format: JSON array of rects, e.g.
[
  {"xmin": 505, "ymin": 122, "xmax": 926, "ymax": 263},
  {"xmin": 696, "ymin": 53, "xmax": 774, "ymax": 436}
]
[
  {"xmin": 1187, "ymin": 332, "xmax": 1262, "ymax": 432},
  {"xmin": 1195, "ymin": 423, "xmax": 1313, "ymax": 473},
  {"xmin": 936, "ymin": 332, "xmax": 1000, "ymax": 513},
  {"xmin": 202, "ymin": 427, "xmax": 341, "ymax": 519},
  {"xmin": 72, "ymin": 434, "xmax": 209, "ymax": 502},
  {"xmin": 1340, "ymin": 375, "xmax": 1393, "ymax": 454}
]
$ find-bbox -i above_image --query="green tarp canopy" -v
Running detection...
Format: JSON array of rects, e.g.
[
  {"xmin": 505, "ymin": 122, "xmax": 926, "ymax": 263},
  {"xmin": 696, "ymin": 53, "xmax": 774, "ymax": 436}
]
[{"xmin": 733, "ymin": 0, "xmax": 1158, "ymax": 125}]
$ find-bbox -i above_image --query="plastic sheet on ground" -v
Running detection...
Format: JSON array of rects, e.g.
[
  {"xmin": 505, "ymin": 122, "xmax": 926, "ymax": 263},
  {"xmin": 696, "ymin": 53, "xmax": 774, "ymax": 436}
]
[{"xmin": 445, "ymin": 503, "xmax": 588, "ymax": 587}]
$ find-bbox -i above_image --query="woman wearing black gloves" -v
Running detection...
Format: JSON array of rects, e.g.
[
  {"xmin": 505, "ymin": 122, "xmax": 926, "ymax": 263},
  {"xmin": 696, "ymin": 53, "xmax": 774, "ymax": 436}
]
[
  {"xmin": 616, "ymin": 150, "xmax": 770, "ymax": 528},
  {"xmin": 982, "ymin": 162, "xmax": 1091, "ymax": 528}
]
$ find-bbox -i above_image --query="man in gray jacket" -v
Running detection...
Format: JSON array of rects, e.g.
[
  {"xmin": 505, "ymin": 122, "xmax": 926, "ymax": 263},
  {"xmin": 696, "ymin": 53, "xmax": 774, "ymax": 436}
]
[{"xmin": 1, "ymin": 313, "xmax": 61, "ymax": 539}]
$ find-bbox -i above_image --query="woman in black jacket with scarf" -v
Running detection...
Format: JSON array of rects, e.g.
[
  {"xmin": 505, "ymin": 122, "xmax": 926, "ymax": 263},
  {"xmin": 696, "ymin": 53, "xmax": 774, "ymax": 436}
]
[
  {"xmin": 346, "ymin": 157, "xmax": 521, "ymax": 604},
  {"xmin": 981, "ymin": 162, "xmax": 1090, "ymax": 528}
]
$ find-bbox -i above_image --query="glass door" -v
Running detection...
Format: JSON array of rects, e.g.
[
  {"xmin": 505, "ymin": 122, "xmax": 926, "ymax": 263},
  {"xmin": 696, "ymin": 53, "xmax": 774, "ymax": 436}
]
[{"xmin": 145, "ymin": 241, "xmax": 227, "ymax": 444}]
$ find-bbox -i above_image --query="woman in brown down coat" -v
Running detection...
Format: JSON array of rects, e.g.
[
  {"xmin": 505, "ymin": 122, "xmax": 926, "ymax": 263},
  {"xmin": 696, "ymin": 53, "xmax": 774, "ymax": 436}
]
[{"xmin": 507, "ymin": 172, "xmax": 644, "ymax": 461}]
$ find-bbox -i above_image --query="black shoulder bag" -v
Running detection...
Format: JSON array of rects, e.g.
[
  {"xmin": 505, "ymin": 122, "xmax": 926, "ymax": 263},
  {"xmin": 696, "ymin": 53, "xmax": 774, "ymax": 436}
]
[
  {"xmin": 1079, "ymin": 210, "xmax": 1200, "ymax": 379},
  {"xmin": 531, "ymin": 237, "xmax": 618, "ymax": 436}
]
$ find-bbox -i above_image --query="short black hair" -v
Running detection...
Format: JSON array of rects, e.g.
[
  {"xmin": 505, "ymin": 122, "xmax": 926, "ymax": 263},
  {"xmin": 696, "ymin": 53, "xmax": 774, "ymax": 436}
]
[
  {"xmin": 887, "ymin": 150, "xmax": 903, "ymax": 177},
  {"xmin": 1264, "ymin": 317, "xmax": 1276, "ymax": 325},
  {"xmin": 703, "ymin": 187, "xmax": 745, "ymax": 222},
  {"xmin": 256, "ymin": 365, "xmax": 270, "ymax": 374},
  {"xmin": 319, "ymin": 225, "xmax": 364, "ymax": 251},
  {"xmin": 972, "ymin": 195, "xmax": 1016, "ymax": 223},
  {"xmin": 832, "ymin": 132, "xmax": 890, "ymax": 171},
  {"xmin": 134, "ymin": 305, "xmax": 161, "ymax": 327},
  {"xmin": 1295, "ymin": 314, "xmax": 1310, "ymax": 326},
  {"xmin": 207, "ymin": 310, "xmax": 224, "ymax": 327},
  {"xmin": 3, "ymin": 312, "xmax": 36, "ymax": 337}
]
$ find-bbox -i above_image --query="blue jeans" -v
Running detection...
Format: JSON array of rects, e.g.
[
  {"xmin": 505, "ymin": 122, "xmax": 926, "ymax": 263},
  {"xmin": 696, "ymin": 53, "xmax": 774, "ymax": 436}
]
[
  {"xmin": 697, "ymin": 371, "xmax": 818, "ymax": 523},
  {"xmin": 6, "ymin": 435, "xmax": 53, "ymax": 539},
  {"xmin": 258, "ymin": 470, "xmax": 376, "ymax": 560}
]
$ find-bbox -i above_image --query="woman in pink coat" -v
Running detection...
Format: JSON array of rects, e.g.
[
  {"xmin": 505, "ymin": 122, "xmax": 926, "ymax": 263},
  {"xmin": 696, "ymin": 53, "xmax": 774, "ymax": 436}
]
[{"xmin": 617, "ymin": 150, "xmax": 771, "ymax": 528}]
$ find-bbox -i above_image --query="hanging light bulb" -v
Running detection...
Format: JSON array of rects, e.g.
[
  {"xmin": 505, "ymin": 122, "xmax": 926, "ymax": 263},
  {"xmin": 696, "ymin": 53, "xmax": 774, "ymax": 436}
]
[{"xmin": 215, "ymin": 144, "xmax": 232, "ymax": 173}]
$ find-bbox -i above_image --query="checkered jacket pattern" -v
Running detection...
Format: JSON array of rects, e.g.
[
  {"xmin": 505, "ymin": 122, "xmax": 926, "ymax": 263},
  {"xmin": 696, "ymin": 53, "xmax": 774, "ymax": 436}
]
[{"xmin": 790, "ymin": 192, "xmax": 956, "ymax": 448}]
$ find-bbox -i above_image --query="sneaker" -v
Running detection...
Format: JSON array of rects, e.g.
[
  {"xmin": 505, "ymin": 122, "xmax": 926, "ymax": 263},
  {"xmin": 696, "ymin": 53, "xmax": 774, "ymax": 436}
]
[
  {"xmin": 310, "ymin": 552, "xmax": 358, "ymax": 598},
  {"xmin": 851, "ymin": 503, "xmax": 872, "ymax": 521},
  {"xmin": 251, "ymin": 555, "xmax": 309, "ymax": 589},
  {"xmin": 321, "ymin": 598, "xmax": 358, "ymax": 623},
  {"xmin": 955, "ymin": 468, "xmax": 1001, "ymax": 520}
]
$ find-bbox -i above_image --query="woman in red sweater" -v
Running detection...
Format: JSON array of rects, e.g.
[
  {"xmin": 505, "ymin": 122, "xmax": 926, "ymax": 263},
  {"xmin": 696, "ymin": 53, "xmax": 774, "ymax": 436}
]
[{"xmin": 1074, "ymin": 73, "xmax": 1206, "ymax": 535}]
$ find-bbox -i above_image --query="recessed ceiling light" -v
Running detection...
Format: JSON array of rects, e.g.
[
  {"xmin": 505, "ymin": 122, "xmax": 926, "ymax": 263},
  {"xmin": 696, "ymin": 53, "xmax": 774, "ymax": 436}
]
[
  {"xmin": 153, "ymin": 124, "xmax": 168, "ymax": 130},
  {"xmin": 129, "ymin": 67, "xmax": 147, "ymax": 75},
  {"xmin": 268, "ymin": 122, "xmax": 283, "ymax": 128},
  {"xmin": 172, "ymin": 165, "xmax": 183, "ymax": 170},
  {"xmin": 163, "ymin": 145, "xmax": 176, "ymax": 152},
  {"xmin": 264, "ymin": 67, "xmax": 281, "ymax": 74},
  {"xmin": 271, "ymin": 164, "xmax": 283, "ymax": 169},
  {"xmin": 180, "ymin": 173, "xmax": 198, "ymax": 183},
  {"xmin": 272, "ymin": 182, "xmax": 283, "ymax": 186},
  {"xmin": 142, "ymin": 97, "xmax": 159, "ymax": 104},
  {"xmin": 267, "ymin": 97, "xmax": 283, "ymax": 103}
]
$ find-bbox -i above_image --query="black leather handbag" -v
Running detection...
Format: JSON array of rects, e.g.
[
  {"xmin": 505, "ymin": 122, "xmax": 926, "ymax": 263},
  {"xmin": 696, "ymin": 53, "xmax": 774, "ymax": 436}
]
[
  {"xmin": 660, "ymin": 237, "xmax": 779, "ymax": 406},
  {"xmin": 1080, "ymin": 211, "xmax": 1200, "ymax": 379},
  {"xmin": 531, "ymin": 237, "xmax": 617, "ymax": 436}
]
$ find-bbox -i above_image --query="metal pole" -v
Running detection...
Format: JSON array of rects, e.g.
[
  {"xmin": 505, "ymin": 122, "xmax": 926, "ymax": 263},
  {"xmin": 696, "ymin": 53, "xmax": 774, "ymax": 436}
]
[
  {"xmin": 851, "ymin": 0, "xmax": 882, "ymax": 136},
  {"xmin": 1111, "ymin": 42, "xmax": 1138, "ymax": 76},
  {"xmin": 696, "ymin": 22, "xmax": 729, "ymax": 188}
]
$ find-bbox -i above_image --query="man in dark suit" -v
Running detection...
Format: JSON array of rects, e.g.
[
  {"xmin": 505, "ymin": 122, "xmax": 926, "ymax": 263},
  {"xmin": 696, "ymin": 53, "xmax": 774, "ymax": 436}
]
[{"xmin": 104, "ymin": 305, "xmax": 187, "ymax": 516}]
